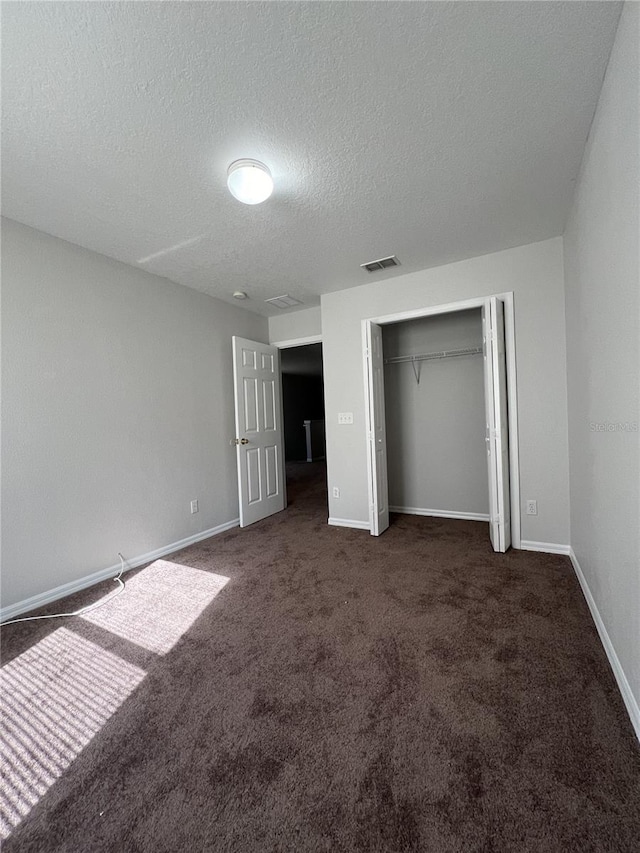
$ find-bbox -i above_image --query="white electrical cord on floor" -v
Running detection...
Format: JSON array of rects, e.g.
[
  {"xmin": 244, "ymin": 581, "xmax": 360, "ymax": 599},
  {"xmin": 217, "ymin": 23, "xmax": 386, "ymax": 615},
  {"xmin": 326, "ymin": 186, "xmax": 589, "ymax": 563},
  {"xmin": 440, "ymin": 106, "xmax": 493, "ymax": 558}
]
[{"xmin": 0, "ymin": 553, "xmax": 127, "ymax": 627}]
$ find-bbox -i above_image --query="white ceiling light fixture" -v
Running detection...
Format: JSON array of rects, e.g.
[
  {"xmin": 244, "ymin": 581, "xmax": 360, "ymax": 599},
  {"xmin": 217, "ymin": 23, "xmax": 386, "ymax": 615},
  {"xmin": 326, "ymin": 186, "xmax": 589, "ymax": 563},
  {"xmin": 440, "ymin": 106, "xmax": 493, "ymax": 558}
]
[
  {"xmin": 227, "ymin": 159, "xmax": 274, "ymax": 205},
  {"xmin": 232, "ymin": 291, "xmax": 248, "ymax": 300}
]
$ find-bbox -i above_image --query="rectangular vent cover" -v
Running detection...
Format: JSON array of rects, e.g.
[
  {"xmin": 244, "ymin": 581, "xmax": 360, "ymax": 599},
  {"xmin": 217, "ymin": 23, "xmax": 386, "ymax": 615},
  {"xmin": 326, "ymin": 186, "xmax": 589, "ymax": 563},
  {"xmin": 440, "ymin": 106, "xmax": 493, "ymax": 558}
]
[
  {"xmin": 361, "ymin": 255, "xmax": 400, "ymax": 273},
  {"xmin": 265, "ymin": 294, "xmax": 302, "ymax": 309}
]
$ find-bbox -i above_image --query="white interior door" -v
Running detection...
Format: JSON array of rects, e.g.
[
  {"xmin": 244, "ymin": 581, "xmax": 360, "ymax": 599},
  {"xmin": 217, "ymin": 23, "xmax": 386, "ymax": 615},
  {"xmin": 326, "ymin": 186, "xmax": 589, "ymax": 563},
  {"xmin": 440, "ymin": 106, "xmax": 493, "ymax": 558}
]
[
  {"xmin": 232, "ymin": 337, "xmax": 286, "ymax": 527},
  {"xmin": 364, "ymin": 322, "xmax": 389, "ymax": 535},
  {"xmin": 482, "ymin": 298, "xmax": 511, "ymax": 552}
]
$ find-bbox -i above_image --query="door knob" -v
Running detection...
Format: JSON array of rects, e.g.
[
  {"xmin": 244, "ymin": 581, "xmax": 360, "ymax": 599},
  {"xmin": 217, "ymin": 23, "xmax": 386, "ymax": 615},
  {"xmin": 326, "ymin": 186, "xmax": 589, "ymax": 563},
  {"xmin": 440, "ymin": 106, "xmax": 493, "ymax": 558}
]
[{"xmin": 233, "ymin": 437, "xmax": 250, "ymax": 445}]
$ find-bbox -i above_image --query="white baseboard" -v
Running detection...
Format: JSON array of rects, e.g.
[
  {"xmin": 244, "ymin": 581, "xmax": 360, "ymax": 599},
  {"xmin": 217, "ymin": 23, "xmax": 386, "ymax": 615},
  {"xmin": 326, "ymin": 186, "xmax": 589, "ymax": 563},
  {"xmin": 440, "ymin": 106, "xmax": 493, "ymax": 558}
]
[
  {"xmin": 328, "ymin": 517, "xmax": 370, "ymax": 531},
  {"xmin": 0, "ymin": 518, "xmax": 240, "ymax": 624},
  {"xmin": 389, "ymin": 506, "xmax": 490, "ymax": 522},
  {"xmin": 519, "ymin": 540, "xmax": 571, "ymax": 555},
  {"xmin": 569, "ymin": 548, "xmax": 640, "ymax": 743}
]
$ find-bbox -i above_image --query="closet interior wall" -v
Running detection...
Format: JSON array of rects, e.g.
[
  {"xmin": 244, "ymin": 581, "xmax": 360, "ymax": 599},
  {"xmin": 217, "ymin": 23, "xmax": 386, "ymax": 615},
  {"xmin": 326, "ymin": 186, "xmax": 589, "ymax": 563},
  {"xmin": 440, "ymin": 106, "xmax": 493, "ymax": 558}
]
[{"xmin": 382, "ymin": 309, "xmax": 489, "ymax": 519}]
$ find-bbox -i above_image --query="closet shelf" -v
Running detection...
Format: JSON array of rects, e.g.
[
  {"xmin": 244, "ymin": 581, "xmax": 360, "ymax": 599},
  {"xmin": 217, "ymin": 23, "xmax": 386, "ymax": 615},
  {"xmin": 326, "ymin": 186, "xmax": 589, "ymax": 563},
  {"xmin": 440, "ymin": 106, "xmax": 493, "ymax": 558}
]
[
  {"xmin": 383, "ymin": 346, "xmax": 482, "ymax": 365},
  {"xmin": 384, "ymin": 346, "xmax": 482, "ymax": 384}
]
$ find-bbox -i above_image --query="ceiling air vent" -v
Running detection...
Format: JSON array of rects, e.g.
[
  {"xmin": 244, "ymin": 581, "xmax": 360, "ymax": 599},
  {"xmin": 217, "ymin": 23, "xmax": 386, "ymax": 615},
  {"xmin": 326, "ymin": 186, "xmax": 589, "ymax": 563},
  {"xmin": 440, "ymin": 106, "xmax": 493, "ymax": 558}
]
[
  {"xmin": 265, "ymin": 294, "xmax": 302, "ymax": 309},
  {"xmin": 360, "ymin": 255, "xmax": 400, "ymax": 273}
]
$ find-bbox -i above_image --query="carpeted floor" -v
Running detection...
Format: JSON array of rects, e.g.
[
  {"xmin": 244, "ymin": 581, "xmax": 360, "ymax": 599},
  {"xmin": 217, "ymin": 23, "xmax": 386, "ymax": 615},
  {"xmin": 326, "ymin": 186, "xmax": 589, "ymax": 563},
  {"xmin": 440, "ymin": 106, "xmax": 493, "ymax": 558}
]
[{"xmin": 1, "ymin": 462, "xmax": 639, "ymax": 852}]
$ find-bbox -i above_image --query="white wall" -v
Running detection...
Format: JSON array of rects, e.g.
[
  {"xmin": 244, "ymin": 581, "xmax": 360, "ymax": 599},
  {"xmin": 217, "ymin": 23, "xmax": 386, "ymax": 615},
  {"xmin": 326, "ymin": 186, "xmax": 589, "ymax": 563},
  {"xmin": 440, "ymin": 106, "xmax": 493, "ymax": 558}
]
[
  {"xmin": 383, "ymin": 310, "xmax": 488, "ymax": 516},
  {"xmin": 322, "ymin": 237, "xmax": 570, "ymax": 545},
  {"xmin": 268, "ymin": 306, "xmax": 321, "ymax": 343},
  {"xmin": 1, "ymin": 219, "xmax": 268, "ymax": 609},
  {"xmin": 563, "ymin": 3, "xmax": 640, "ymax": 723}
]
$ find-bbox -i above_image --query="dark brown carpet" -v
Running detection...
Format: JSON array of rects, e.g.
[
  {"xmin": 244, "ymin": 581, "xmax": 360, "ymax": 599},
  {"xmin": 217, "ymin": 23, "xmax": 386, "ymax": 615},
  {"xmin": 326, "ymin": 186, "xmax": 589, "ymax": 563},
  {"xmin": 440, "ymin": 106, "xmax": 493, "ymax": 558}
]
[{"xmin": 2, "ymin": 462, "xmax": 639, "ymax": 852}]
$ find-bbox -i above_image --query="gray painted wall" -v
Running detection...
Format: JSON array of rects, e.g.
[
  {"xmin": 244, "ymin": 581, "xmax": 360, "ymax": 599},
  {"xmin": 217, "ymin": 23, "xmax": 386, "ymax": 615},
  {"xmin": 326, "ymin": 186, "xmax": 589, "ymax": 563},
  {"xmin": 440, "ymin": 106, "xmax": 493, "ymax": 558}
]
[
  {"xmin": 269, "ymin": 306, "xmax": 321, "ymax": 343},
  {"xmin": 563, "ymin": 3, "xmax": 640, "ymax": 719},
  {"xmin": 1, "ymin": 219, "xmax": 267, "ymax": 608},
  {"xmin": 322, "ymin": 237, "xmax": 570, "ymax": 545},
  {"xmin": 383, "ymin": 309, "xmax": 488, "ymax": 516}
]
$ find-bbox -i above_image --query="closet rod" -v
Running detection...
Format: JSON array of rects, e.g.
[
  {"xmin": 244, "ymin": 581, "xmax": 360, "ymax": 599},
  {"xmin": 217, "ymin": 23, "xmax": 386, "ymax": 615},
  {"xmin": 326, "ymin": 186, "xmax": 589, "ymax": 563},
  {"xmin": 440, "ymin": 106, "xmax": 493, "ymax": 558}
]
[{"xmin": 383, "ymin": 345, "xmax": 482, "ymax": 365}]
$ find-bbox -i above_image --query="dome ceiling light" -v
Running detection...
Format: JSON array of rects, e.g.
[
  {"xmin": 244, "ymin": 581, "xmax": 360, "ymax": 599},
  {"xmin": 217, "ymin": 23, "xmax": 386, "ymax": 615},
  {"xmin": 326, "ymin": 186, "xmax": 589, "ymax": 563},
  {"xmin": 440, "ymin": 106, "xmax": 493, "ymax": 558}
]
[{"xmin": 227, "ymin": 159, "xmax": 274, "ymax": 205}]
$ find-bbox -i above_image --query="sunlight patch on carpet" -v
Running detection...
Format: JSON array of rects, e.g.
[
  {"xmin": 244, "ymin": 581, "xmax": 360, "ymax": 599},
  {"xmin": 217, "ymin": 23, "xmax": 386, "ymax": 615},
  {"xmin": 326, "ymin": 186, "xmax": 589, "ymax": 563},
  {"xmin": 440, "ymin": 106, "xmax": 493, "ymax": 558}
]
[
  {"xmin": 0, "ymin": 627, "xmax": 145, "ymax": 839},
  {"xmin": 81, "ymin": 560, "xmax": 229, "ymax": 654}
]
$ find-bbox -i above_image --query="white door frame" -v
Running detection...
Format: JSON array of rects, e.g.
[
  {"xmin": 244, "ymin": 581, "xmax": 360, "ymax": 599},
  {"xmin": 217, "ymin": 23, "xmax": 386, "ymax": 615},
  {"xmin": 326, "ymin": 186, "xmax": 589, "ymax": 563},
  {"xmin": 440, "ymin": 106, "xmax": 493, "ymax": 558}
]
[
  {"xmin": 362, "ymin": 292, "xmax": 521, "ymax": 549},
  {"xmin": 271, "ymin": 334, "xmax": 322, "ymax": 349}
]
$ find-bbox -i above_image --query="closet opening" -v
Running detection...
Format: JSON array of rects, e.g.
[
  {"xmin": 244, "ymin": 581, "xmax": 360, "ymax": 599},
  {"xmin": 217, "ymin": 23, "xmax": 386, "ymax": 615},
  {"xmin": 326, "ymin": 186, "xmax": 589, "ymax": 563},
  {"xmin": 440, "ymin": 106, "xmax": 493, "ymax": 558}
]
[
  {"xmin": 363, "ymin": 294, "xmax": 519, "ymax": 552},
  {"xmin": 383, "ymin": 307, "xmax": 487, "ymax": 518}
]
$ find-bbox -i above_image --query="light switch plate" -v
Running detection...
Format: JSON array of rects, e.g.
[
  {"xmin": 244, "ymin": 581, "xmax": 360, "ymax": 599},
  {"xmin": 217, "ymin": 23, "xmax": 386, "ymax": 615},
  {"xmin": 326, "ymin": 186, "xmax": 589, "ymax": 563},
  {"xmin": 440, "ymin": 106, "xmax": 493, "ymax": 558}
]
[{"xmin": 338, "ymin": 412, "xmax": 354, "ymax": 424}]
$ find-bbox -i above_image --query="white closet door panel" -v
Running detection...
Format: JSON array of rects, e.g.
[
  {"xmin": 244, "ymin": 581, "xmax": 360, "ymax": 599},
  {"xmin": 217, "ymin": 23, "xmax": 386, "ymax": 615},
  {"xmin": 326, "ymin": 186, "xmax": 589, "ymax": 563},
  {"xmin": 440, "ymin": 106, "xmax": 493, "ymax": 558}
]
[
  {"xmin": 365, "ymin": 322, "xmax": 389, "ymax": 535},
  {"xmin": 483, "ymin": 299, "xmax": 511, "ymax": 552},
  {"xmin": 491, "ymin": 298, "xmax": 511, "ymax": 550}
]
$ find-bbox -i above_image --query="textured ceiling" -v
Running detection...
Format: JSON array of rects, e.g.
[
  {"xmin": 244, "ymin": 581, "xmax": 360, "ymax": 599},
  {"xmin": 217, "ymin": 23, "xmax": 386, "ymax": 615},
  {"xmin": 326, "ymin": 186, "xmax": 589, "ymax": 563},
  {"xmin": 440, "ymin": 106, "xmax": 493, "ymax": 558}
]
[{"xmin": 1, "ymin": 1, "xmax": 621, "ymax": 316}]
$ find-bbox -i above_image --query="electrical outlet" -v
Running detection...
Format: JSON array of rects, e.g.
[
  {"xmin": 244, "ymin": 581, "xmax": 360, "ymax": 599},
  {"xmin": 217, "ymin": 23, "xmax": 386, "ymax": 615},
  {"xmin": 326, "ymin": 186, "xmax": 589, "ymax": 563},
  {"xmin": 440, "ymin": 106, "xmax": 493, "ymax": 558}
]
[
  {"xmin": 191, "ymin": 499, "xmax": 199, "ymax": 514},
  {"xmin": 332, "ymin": 487, "xmax": 340, "ymax": 498},
  {"xmin": 337, "ymin": 412, "xmax": 354, "ymax": 425},
  {"xmin": 526, "ymin": 500, "xmax": 537, "ymax": 516}
]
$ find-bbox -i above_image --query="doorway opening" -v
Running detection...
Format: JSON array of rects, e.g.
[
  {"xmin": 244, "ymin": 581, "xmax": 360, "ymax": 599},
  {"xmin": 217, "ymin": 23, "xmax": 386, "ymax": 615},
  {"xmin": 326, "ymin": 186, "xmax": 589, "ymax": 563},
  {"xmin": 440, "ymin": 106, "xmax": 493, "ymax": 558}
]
[
  {"xmin": 280, "ymin": 343, "xmax": 327, "ymax": 511},
  {"xmin": 363, "ymin": 294, "xmax": 519, "ymax": 552}
]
